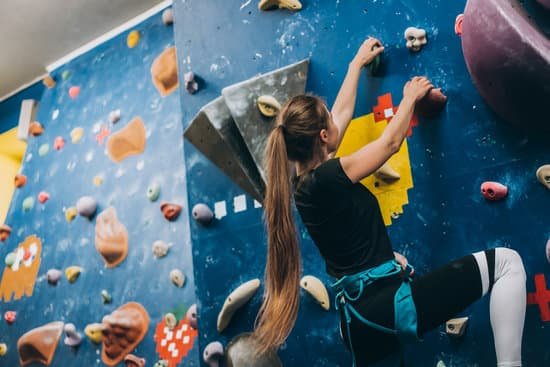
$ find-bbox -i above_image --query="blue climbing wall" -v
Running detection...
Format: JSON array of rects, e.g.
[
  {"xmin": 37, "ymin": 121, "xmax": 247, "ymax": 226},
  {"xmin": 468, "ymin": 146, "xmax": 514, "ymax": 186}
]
[
  {"xmin": 0, "ymin": 7, "xmax": 200, "ymax": 367},
  {"xmin": 174, "ymin": 1, "xmax": 550, "ymax": 366}
]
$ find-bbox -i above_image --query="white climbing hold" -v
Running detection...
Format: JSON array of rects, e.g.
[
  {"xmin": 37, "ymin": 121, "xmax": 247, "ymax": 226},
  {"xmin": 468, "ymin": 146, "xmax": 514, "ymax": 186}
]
[
  {"xmin": 445, "ymin": 316, "xmax": 469, "ymax": 337},
  {"xmin": 217, "ymin": 279, "xmax": 260, "ymax": 332},
  {"xmin": 258, "ymin": 0, "xmax": 302, "ymax": 11},
  {"xmin": 404, "ymin": 27, "xmax": 427, "ymax": 52},
  {"xmin": 300, "ymin": 275, "xmax": 330, "ymax": 311},
  {"xmin": 152, "ymin": 240, "xmax": 172, "ymax": 258},
  {"xmin": 170, "ymin": 269, "xmax": 185, "ymax": 288},
  {"xmin": 374, "ymin": 161, "xmax": 400, "ymax": 182}
]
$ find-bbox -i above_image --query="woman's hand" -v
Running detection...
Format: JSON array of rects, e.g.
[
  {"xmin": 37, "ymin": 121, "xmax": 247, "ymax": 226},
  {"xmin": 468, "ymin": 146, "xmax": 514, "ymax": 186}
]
[
  {"xmin": 393, "ymin": 252, "xmax": 414, "ymax": 275},
  {"xmin": 352, "ymin": 37, "xmax": 385, "ymax": 67},
  {"xmin": 403, "ymin": 76, "xmax": 434, "ymax": 103}
]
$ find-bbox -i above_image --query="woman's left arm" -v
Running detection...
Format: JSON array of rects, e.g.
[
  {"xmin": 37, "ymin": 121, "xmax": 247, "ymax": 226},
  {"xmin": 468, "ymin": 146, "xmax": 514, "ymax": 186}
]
[{"xmin": 331, "ymin": 37, "xmax": 384, "ymax": 146}]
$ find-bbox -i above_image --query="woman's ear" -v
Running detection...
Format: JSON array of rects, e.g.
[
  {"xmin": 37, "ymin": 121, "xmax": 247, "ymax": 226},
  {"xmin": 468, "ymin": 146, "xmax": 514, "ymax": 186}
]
[{"xmin": 319, "ymin": 128, "xmax": 329, "ymax": 144}]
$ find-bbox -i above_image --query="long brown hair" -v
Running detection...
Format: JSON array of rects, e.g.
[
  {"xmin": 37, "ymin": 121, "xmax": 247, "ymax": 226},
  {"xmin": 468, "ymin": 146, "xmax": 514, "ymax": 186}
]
[{"xmin": 254, "ymin": 95, "xmax": 330, "ymax": 354}]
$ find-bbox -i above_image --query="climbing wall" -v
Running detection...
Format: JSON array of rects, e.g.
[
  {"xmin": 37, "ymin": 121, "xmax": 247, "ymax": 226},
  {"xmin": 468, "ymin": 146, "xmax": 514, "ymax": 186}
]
[
  {"xmin": 174, "ymin": 1, "xmax": 550, "ymax": 366},
  {"xmin": 0, "ymin": 7, "xmax": 200, "ymax": 367}
]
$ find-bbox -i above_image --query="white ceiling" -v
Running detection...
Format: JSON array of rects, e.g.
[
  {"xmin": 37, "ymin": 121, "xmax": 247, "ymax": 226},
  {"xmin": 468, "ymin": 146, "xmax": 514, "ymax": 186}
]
[{"xmin": 0, "ymin": 0, "xmax": 165, "ymax": 100}]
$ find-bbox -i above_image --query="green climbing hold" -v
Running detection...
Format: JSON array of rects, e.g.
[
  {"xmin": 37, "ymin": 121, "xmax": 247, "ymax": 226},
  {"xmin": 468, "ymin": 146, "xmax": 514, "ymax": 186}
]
[
  {"xmin": 5, "ymin": 252, "xmax": 16, "ymax": 267},
  {"xmin": 22, "ymin": 197, "xmax": 34, "ymax": 212},
  {"xmin": 436, "ymin": 361, "xmax": 447, "ymax": 367},
  {"xmin": 154, "ymin": 360, "xmax": 168, "ymax": 367},
  {"xmin": 61, "ymin": 70, "xmax": 71, "ymax": 80},
  {"xmin": 367, "ymin": 45, "xmax": 382, "ymax": 76},
  {"xmin": 38, "ymin": 144, "xmax": 50, "ymax": 156},
  {"xmin": 147, "ymin": 182, "xmax": 161, "ymax": 202}
]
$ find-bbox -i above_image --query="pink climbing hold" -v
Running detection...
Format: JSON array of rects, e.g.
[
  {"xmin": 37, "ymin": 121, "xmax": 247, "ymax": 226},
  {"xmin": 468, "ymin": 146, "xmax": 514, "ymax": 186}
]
[
  {"xmin": 38, "ymin": 191, "xmax": 50, "ymax": 204},
  {"xmin": 480, "ymin": 181, "xmax": 508, "ymax": 201},
  {"xmin": 23, "ymin": 247, "xmax": 32, "ymax": 261},
  {"xmin": 455, "ymin": 14, "xmax": 464, "ymax": 36},
  {"xmin": 68, "ymin": 86, "xmax": 80, "ymax": 99},
  {"xmin": 54, "ymin": 136, "xmax": 65, "ymax": 150},
  {"xmin": 4, "ymin": 311, "xmax": 16, "ymax": 324}
]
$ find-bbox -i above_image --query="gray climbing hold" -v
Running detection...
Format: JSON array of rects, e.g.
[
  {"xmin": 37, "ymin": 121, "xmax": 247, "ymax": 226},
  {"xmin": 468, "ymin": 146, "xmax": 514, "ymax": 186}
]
[
  {"xmin": 101, "ymin": 290, "xmax": 112, "ymax": 304},
  {"xmin": 546, "ymin": 238, "xmax": 550, "ymax": 264},
  {"xmin": 170, "ymin": 269, "xmax": 185, "ymax": 288},
  {"xmin": 300, "ymin": 275, "xmax": 330, "ymax": 311},
  {"xmin": 186, "ymin": 304, "xmax": 198, "ymax": 329},
  {"xmin": 203, "ymin": 341, "xmax": 224, "ymax": 367},
  {"xmin": 225, "ymin": 332, "xmax": 282, "ymax": 367},
  {"xmin": 46, "ymin": 269, "xmax": 63, "ymax": 285},
  {"xmin": 217, "ymin": 279, "xmax": 260, "ymax": 332},
  {"xmin": 152, "ymin": 240, "xmax": 172, "ymax": 258},
  {"xmin": 76, "ymin": 196, "xmax": 97, "ymax": 218},
  {"xmin": 446, "ymin": 317, "xmax": 469, "ymax": 337},
  {"xmin": 192, "ymin": 203, "xmax": 214, "ymax": 225},
  {"xmin": 63, "ymin": 323, "xmax": 82, "ymax": 347}
]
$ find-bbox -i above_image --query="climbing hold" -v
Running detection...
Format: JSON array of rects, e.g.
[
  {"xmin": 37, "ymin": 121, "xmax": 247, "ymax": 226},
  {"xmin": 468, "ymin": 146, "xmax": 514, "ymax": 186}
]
[
  {"xmin": 127, "ymin": 30, "xmax": 140, "ymax": 48},
  {"xmin": 124, "ymin": 354, "xmax": 146, "ymax": 367},
  {"xmin": 5, "ymin": 252, "xmax": 16, "ymax": 267},
  {"xmin": 0, "ymin": 342, "xmax": 6, "ymax": 356},
  {"xmin": 63, "ymin": 323, "xmax": 82, "ymax": 347},
  {"xmin": 546, "ymin": 238, "xmax": 550, "ymax": 264},
  {"xmin": 23, "ymin": 247, "xmax": 32, "ymax": 261},
  {"xmin": 22, "ymin": 197, "xmax": 34, "ymax": 212},
  {"xmin": 257, "ymin": 95, "xmax": 282, "ymax": 117},
  {"xmin": 184, "ymin": 72, "xmax": 199, "ymax": 94},
  {"xmin": 151, "ymin": 47, "xmax": 179, "ymax": 97},
  {"xmin": 4, "ymin": 311, "xmax": 16, "ymax": 324},
  {"xmin": 43, "ymin": 75, "xmax": 56, "ymax": 89},
  {"xmin": 367, "ymin": 45, "xmax": 382, "ymax": 76},
  {"xmin": 258, "ymin": 0, "xmax": 302, "ymax": 11},
  {"xmin": 108, "ymin": 109, "xmax": 121, "ymax": 124},
  {"xmin": 164, "ymin": 313, "xmax": 177, "ymax": 330},
  {"xmin": 455, "ymin": 14, "xmax": 464, "ymax": 36},
  {"xmin": 106, "ymin": 116, "xmax": 146, "ymax": 163},
  {"xmin": 17, "ymin": 321, "xmax": 63, "ymax": 367},
  {"xmin": 162, "ymin": 8, "xmax": 174, "ymax": 25},
  {"xmin": 65, "ymin": 207, "xmax": 78, "ymax": 222},
  {"xmin": 446, "ymin": 317, "xmax": 469, "ymax": 337},
  {"xmin": 481, "ymin": 181, "xmax": 508, "ymax": 201},
  {"xmin": 217, "ymin": 279, "xmax": 261, "ymax": 332},
  {"xmin": 436, "ymin": 361, "xmax": 447, "ymax": 367},
  {"xmin": 536, "ymin": 165, "xmax": 550, "ymax": 190},
  {"xmin": 93, "ymin": 176, "xmax": 104, "ymax": 186},
  {"xmin": 54, "ymin": 136, "xmax": 65, "ymax": 150},
  {"xmin": 65, "ymin": 266, "xmax": 82, "ymax": 283},
  {"xmin": 374, "ymin": 162, "xmax": 400, "ymax": 182},
  {"xmin": 38, "ymin": 191, "xmax": 50, "ymax": 204},
  {"xmin": 152, "ymin": 240, "xmax": 172, "ymax": 258},
  {"xmin": 192, "ymin": 203, "xmax": 214, "ymax": 225},
  {"xmin": 204, "ymin": 341, "xmax": 224, "ymax": 367},
  {"xmin": 38, "ymin": 143, "xmax": 49, "ymax": 156},
  {"xmin": 147, "ymin": 182, "xmax": 161, "ymax": 202},
  {"xmin": 70, "ymin": 127, "xmax": 84, "ymax": 143},
  {"xmin": 225, "ymin": 332, "xmax": 283, "ymax": 367},
  {"xmin": 0, "ymin": 224, "xmax": 11, "ymax": 242},
  {"xmin": 100, "ymin": 302, "xmax": 150, "ymax": 366},
  {"xmin": 68, "ymin": 86, "xmax": 80, "ymax": 99},
  {"xmin": 160, "ymin": 202, "xmax": 182, "ymax": 221},
  {"xmin": 101, "ymin": 290, "xmax": 112, "ymax": 304},
  {"xmin": 300, "ymin": 275, "xmax": 330, "ymax": 310},
  {"xmin": 95, "ymin": 207, "xmax": 129, "ymax": 268},
  {"xmin": 76, "ymin": 196, "xmax": 97, "ymax": 218},
  {"xmin": 14, "ymin": 173, "xmax": 27, "ymax": 188},
  {"xmin": 29, "ymin": 121, "xmax": 44, "ymax": 136},
  {"xmin": 186, "ymin": 304, "xmax": 198, "ymax": 329},
  {"xmin": 170, "ymin": 269, "xmax": 185, "ymax": 288},
  {"xmin": 404, "ymin": 27, "xmax": 427, "ymax": 52},
  {"xmin": 415, "ymin": 88, "xmax": 448, "ymax": 118},
  {"xmin": 84, "ymin": 323, "xmax": 104, "ymax": 344},
  {"xmin": 154, "ymin": 360, "xmax": 169, "ymax": 367},
  {"xmin": 46, "ymin": 269, "xmax": 62, "ymax": 285},
  {"xmin": 61, "ymin": 70, "xmax": 71, "ymax": 80}
]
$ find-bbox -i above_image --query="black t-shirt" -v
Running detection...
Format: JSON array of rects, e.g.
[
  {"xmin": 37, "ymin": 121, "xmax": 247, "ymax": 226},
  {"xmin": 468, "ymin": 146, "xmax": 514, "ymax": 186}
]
[{"xmin": 293, "ymin": 158, "xmax": 394, "ymax": 278}]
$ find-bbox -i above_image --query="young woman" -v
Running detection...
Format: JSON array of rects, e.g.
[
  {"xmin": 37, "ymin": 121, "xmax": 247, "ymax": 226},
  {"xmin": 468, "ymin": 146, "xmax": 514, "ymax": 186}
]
[{"xmin": 253, "ymin": 38, "xmax": 527, "ymax": 366}]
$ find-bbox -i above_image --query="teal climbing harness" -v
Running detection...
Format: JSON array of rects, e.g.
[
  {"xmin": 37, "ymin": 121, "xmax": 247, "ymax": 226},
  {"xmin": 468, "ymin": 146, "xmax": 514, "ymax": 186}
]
[{"xmin": 330, "ymin": 260, "xmax": 419, "ymax": 367}]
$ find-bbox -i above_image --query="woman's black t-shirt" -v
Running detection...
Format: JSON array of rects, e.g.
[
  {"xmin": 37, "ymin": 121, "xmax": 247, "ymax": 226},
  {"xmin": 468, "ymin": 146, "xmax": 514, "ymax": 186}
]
[{"xmin": 293, "ymin": 157, "xmax": 394, "ymax": 278}]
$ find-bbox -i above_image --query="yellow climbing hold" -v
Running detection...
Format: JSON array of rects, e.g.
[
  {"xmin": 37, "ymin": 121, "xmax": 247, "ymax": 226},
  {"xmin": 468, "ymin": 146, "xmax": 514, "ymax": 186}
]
[
  {"xmin": 0, "ymin": 343, "xmax": 7, "ymax": 356},
  {"xmin": 84, "ymin": 323, "xmax": 104, "ymax": 344},
  {"xmin": 127, "ymin": 30, "xmax": 140, "ymax": 48},
  {"xmin": 65, "ymin": 266, "xmax": 82, "ymax": 283},
  {"xmin": 65, "ymin": 207, "xmax": 78, "ymax": 222},
  {"xmin": 93, "ymin": 176, "xmax": 104, "ymax": 186},
  {"xmin": 70, "ymin": 127, "xmax": 84, "ymax": 144}
]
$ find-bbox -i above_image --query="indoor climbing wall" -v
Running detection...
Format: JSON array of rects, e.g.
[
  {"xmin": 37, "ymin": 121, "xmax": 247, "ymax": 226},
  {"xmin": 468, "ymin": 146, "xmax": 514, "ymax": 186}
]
[
  {"xmin": 174, "ymin": 1, "xmax": 549, "ymax": 366},
  {"xmin": 0, "ymin": 7, "xmax": 200, "ymax": 367}
]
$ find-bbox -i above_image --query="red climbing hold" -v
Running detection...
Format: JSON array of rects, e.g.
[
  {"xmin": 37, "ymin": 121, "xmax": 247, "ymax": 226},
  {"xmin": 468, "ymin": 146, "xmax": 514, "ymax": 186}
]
[
  {"xmin": 480, "ymin": 181, "xmax": 508, "ymax": 201},
  {"xmin": 4, "ymin": 311, "xmax": 16, "ymax": 324},
  {"xmin": 23, "ymin": 247, "xmax": 32, "ymax": 261},
  {"xmin": 527, "ymin": 274, "xmax": 550, "ymax": 322}
]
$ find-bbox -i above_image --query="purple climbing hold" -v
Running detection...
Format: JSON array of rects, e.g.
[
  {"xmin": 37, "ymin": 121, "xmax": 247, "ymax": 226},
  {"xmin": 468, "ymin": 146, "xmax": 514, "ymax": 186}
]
[
  {"xmin": 76, "ymin": 196, "xmax": 97, "ymax": 218},
  {"xmin": 63, "ymin": 323, "xmax": 82, "ymax": 347},
  {"xmin": 46, "ymin": 269, "xmax": 63, "ymax": 285},
  {"xmin": 415, "ymin": 88, "xmax": 448, "ymax": 118},
  {"xmin": 192, "ymin": 203, "xmax": 214, "ymax": 225},
  {"xmin": 203, "ymin": 341, "xmax": 224, "ymax": 367},
  {"xmin": 185, "ymin": 304, "xmax": 198, "ymax": 329}
]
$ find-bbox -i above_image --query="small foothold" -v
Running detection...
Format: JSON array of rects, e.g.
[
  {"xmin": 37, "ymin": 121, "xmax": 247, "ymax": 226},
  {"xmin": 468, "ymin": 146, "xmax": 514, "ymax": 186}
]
[
  {"xmin": 4, "ymin": 311, "xmax": 16, "ymax": 324},
  {"xmin": 65, "ymin": 266, "xmax": 82, "ymax": 283},
  {"xmin": 69, "ymin": 86, "xmax": 80, "ymax": 99},
  {"xmin": 38, "ymin": 191, "xmax": 50, "ymax": 204},
  {"xmin": 545, "ymin": 238, "xmax": 550, "ymax": 264},
  {"xmin": 536, "ymin": 164, "xmax": 550, "ymax": 190},
  {"xmin": 160, "ymin": 202, "xmax": 182, "ymax": 221},
  {"xmin": 455, "ymin": 14, "xmax": 464, "ymax": 36},
  {"xmin": 257, "ymin": 95, "xmax": 282, "ymax": 117},
  {"xmin": 0, "ymin": 224, "xmax": 12, "ymax": 242},
  {"xmin": 374, "ymin": 162, "xmax": 400, "ymax": 182},
  {"xmin": 84, "ymin": 323, "xmax": 104, "ymax": 344},
  {"xmin": 5, "ymin": 252, "xmax": 16, "ymax": 267},
  {"xmin": 127, "ymin": 30, "xmax": 140, "ymax": 48},
  {"xmin": 124, "ymin": 354, "xmax": 146, "ymax": 367},
  {"xmin": 152, "ymin": 240, "xmax": 172, "ymax": 258},
  {"xmin": 185, "ymin": 304, "xmax": 198, "ymax": 329},
  {"xmin": 446, "ymin": 317, "xmax": 469, "ymax": 337},
  {"xmin": 258, "ymin": 0, "xmax": 302, "ymax": 11},
  {"xmin": 154, "ymin": 360, "xmax": 169, "ymax": 367},
  {"xmin": 108, "ymin": 109, "xmax": 121, "ymax": 124},
  {"xmin": 162, "ymin": 8, "xmax": 174, "ymax": 25},
  {"xmin": 22, "ymin": 197, "xmax": 34, "ymax": 212},
  {"xmin": 63, "ymin": 323, "xmax": 82, "ymax": 347},
  {"xmin": 184, "ymin": 72, "xmax": 199, "ymax": 94},
  {"xmin": 61, "ymin": 70, "xmax": 71, "ymax": 80},
  {"xmin": 192, "ymin": 203, "xmax": 214, "ymax": 225},
  {"xmin": 43, "ymin": 75, "xmax": 56, "ymax": 89},
  {"xmin": 93, "ymin": 176, "xmax": 104, "ymax": 186},
  {"xmin": 76, "ymin": 196, "xmax": 97, "ymax": 218},
  {"xmin": 147, "ymin": 182, "xmax": 161, "ymax": 202},
  {"xmin": 0, "ymin": 343, "xmax": 7, "ymax": 356},
  {"xmin": 54, "ymin": 136, "xmax": 65, "ymax": 150},
  {"xmin": 436, "ymin": 361, "xmax": 447, "ymax": 367},
  {"xmin": 480, "ymin": 181, "xmax": 508, "ymax": 201},
  {"xmin": 416, "ymin": 88, "xmax": 448, "ymax": 117},
  {"xmin": 46, "ymin": 269, "xmax": 63, "ymax": 285},
  {"xmin": 204, "ymin": 341, "xmax": 224, "ymax": 367},
  {"xmin": 29, "ymin": 122, "xmax": 44, "ymax": 136},
  {"xmin": 164, "ymin": 313, "xmax": 177, "ymax": 330},
  {"xmin": 70, "ymin": 127, "xmax": 84, "ymax": 143},
  {"xmin": 404, "ymin": 27, "xmax": 427, "ymax": 52},
  {"xmin": 170, "ymin": 269, "xmax": 185, "ymax": 288},
  {"xmin": 14, "ymin": 173, "xmax": 27, "ymax": 188},
  {"xmin": 101, "ymin": 290, "xmax": 112, "ymax": 304},
  {"xmin": 65, "ymin": 207, "xmax": 78, "ymax": 222},
  {"xmin": 300, "ymin": 275, "xmax": 330, "ymax": 310},
  {"xmin": 38, "ymin": 143, "xmax": 50, "ymax": 156},
  {"xmin": 217, "ymin": 279, "xmax": 261, "ymax": 332}
]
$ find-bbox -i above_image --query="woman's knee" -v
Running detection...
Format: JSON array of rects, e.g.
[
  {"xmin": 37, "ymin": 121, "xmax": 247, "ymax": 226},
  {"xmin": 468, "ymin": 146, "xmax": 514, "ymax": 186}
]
[{"xmin": 495, "ymin": 247, "xmax": 526, "ymax": 279}]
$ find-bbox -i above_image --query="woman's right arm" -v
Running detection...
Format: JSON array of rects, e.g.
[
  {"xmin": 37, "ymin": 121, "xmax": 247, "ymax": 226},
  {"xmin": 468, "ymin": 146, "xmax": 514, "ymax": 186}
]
[{"xmin": 340, "ymin": 76, "xmax": 433, "ymax": 184}]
